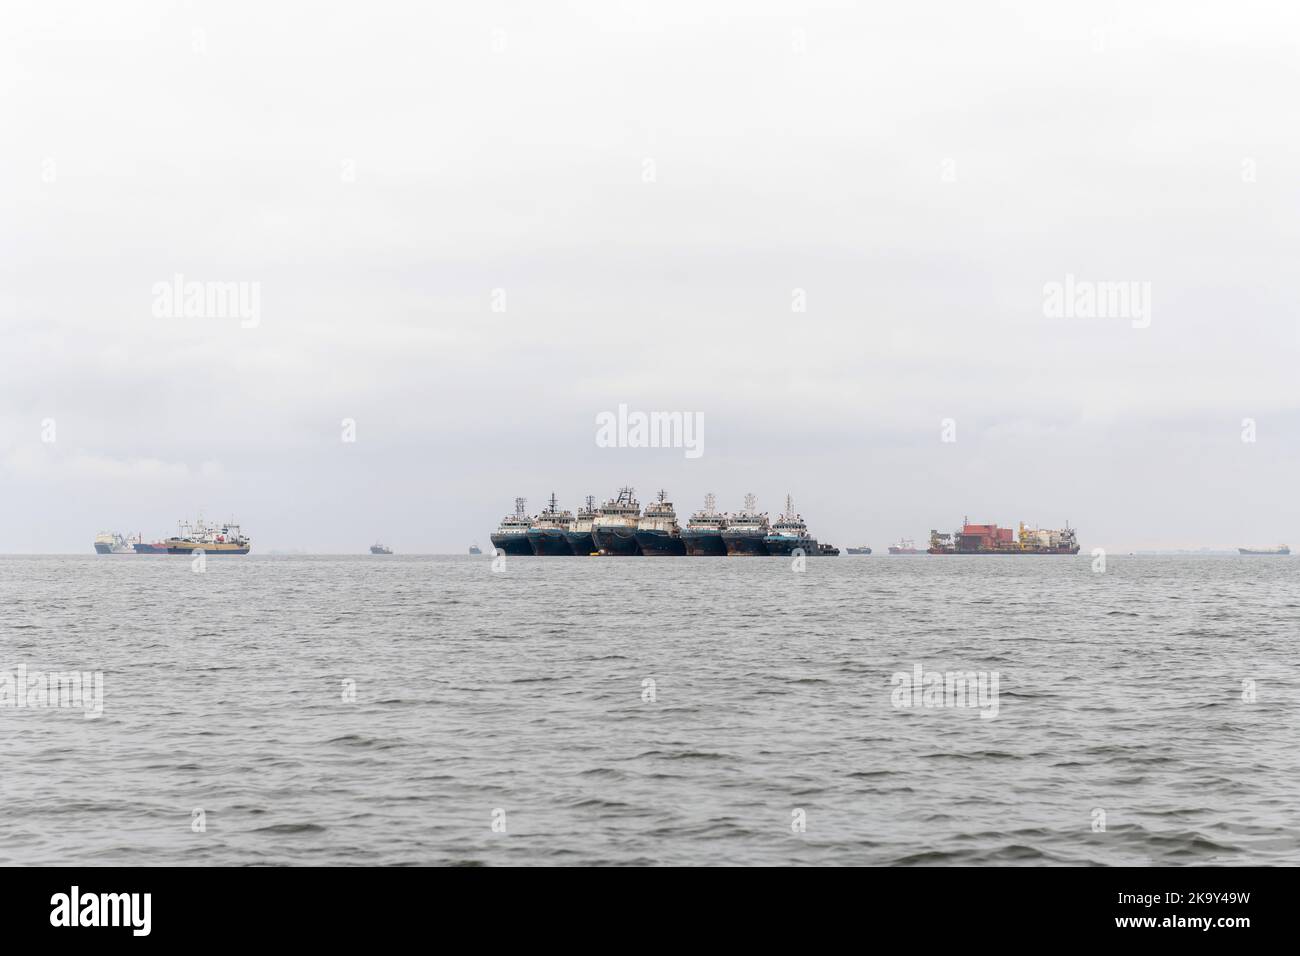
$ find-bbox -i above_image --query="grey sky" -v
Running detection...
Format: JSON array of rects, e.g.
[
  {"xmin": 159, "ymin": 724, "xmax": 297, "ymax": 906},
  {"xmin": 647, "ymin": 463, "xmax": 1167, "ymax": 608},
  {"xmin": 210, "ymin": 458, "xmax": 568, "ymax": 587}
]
[{"xmin": 3, "ymin": 1, "xmax": 1298, "ymax": 552}]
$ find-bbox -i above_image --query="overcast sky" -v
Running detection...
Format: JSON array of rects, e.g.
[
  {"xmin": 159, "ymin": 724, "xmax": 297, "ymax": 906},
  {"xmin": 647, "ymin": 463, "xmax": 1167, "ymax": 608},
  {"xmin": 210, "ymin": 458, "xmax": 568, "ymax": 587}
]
[{"xmin": 3, "ymin": 1, "xmax": 1298, "ymax": 553}]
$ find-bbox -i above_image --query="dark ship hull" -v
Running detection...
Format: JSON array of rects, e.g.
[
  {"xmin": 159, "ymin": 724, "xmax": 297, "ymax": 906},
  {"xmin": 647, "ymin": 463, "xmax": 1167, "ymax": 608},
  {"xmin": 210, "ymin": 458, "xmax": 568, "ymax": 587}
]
[
  {"xmin": 681, "ymin": 530, "xmax": 727, "ymax": 555},
  {"xmin": 846, "ymin": 547, "xmax": 872, "ymax": 555},
  {"xmin": 635, "ymin": 530, "xmax": 686, "ymax": 556},
  {"xmin": 564, "ymin": 531, "xmax": 595, "ymax": 555},
  {"xmin": 489, "ymin": 533, "xmax": 533, "ymax": 556},
  {"xmin": 527, "ymin": 528, "xmax": 572, "ymax": 556},
  {"xmin": 133, "ymin": 543, "xmax": 168, "ymax": 554},
  {"xmin": 763, "ymin": 535, "xmax": 819, "ymax": 557},
  {"xmin": 592, "ymin": 526, "xmax": 641, "ymax": 555},
  {"xmin": 723, "ymin": 531, "xmax": 768, "ymax": 556}
]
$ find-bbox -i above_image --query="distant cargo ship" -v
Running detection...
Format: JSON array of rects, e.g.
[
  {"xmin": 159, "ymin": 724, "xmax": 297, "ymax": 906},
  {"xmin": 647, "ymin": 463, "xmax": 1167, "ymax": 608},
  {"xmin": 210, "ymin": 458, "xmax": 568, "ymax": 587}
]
[
  {"xmin": 490, "ymin": 498, "xmax": 533, "ymax": 556},
  {"xmin": 929, "ymin": 518, "xmax": 1079, "ymax": 555},
  {"xmin": 93, "ymin": 532, "xmax": 140, "ymax": 555},
  {"xmin": 681, "ymin": 494, "xmax": 728, "ymax": 555},
  {"xmin": 888, "ymin": 539, "xmax": 923, "ymax": 555},
  {"xmin": 370, "ymin": 542, "xmax": 393, "ymax": 555},
  {"xmin": 528, "ymin": 493, "xmax": 575, "ymax": 555},
  {"xmin": 722, "ymin": 494, "xmax": 769, "ymax": 556},
  {"xmin": 592, "ymin": 487, "xmax": 642, "ymax": 556},
  {"xmin": 636, "ymin": 490, "xmax": 686, "ymax": 555},
  {"xmin": 846, "ymin": 545, "xmax": 872, "ymax": 555},
  {"xmin": 1238, "ymin": 545, "xmax": 1290, "ymax": 556},
  {"xmin": 165, "ymin": 518, "xmax": 251, "ymax": 555}
]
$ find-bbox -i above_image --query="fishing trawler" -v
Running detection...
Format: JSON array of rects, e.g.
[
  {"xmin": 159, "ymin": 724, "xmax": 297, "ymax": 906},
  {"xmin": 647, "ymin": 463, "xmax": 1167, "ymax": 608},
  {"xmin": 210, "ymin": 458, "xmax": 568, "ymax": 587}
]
[
  {"xmin": 722, "ymin": 494, "xmax": 770, "ymax": 556},
  {"xmin": 490, "ymin": 498, "xmax": 534, "ymax": 555},
  {"xmin": 681, "ymin": 494, "xmax": 728, "ymax": 555},
  {"xmin": 763, "ymin": 495, "xmax": 820, "ymax": 557},
  {"xmin": 591, "ymin": 487, "xmax": 642, "ymax": 555},
  {"xmin": 468, "ymin": 544, "xmax": 483, "ymax": 555},
  {"xmin": 635, "ymin": 490, "xmax": 686, "ymax": 556},
  {"xmin": 528, "ymin": 493, "xmax": 575, "ymax": 555},
  {"xmin": 370, "ymin": 542, "xmax": 393, "ymax": 555},
  {"xmin": 165, "ymin": 517, "xmax": 251, "ymax": 555}
]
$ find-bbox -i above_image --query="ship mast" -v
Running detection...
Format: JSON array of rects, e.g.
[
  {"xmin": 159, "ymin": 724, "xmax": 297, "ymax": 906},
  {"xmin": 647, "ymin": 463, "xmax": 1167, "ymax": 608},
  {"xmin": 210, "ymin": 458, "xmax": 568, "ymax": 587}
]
[
  {"xmin": 785, "ymin": 493, "xmax": 794, "ymax": 517},
  {"xmin": 704, "ymin": 493, "xmax": 716, "ymax": 513},
  {"xmin": 548, "ymin": 492, "xmax": 558, "ymax": 513},
  {"xmin": 657, "ymin": 489, "xmax": 667, "ymax": 503},
  {"xmin": 515, "ymin": 497, "xmax": 527, "ymax": 517},
  {"xmin": 743, "ymin": 493, "xmax": 757, "ymax": 513},
  {"xmin": 585, "ymin": 495, "xmax": 595, "ymax": 511}
]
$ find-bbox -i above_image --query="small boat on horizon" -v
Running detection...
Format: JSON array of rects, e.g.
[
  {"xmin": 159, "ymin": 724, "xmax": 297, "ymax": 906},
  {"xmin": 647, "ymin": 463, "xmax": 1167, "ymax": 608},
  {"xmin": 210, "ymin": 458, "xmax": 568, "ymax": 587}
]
[
  {"xmin": 370, "ymin": 542, "xmax": 393, "ymax": 555},
  {"xmin": 1238, "ymin": 545, "xmax": 1290, "ymax": 556}
]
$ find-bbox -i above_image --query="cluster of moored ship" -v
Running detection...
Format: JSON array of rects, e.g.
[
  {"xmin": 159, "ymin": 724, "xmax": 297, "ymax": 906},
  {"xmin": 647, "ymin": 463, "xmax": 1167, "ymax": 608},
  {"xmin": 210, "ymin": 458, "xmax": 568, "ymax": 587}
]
[
  {"xmin": 491, "ymin": 489, "xmax": 842, "ymax": 557},
  {"xmin": 93, "ymin": 517, "xmax": 251, "ymax": 555},
  {"xmin": 490, "ymin": 496, "xmax": 1099, "ymax": 558},
  {"xmin": 91, "ymin": 507, "xmax": 1286, "ymax": 558}
]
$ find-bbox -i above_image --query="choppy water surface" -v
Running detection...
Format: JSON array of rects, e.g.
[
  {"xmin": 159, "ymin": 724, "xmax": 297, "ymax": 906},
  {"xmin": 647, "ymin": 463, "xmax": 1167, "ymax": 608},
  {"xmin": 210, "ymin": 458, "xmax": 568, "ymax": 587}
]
[{"xmin": 2, "ymin": 554, "xmax": 1298, "ymax": 865}]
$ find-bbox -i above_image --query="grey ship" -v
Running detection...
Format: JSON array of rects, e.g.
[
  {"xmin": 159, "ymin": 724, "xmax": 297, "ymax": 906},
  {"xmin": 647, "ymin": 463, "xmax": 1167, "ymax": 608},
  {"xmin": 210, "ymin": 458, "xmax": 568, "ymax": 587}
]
[
  {"xmin": 681, "ymin": 494, "xmax": 728, "ymax": 555},
  {"xmin": 565, "ymin": 496, "xmax": 598, "ymax": 555},
  {"xmin": 722, "ymin": 494, "xmax": 770, "ymax": 556},
  {"xmin": 490, "ymin": 498, "xmax": 534, "ymax": 556},
  {"xmin": 528, "ymin": 493, "xmax": 575, "ymax": 555},
  {"xmin": 635, "ymin": 490, "xmax": 686, "ymax": 556},
  {"xmin": 591, "ymin": 487, "xmax": 642, "ymax": 555}
]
